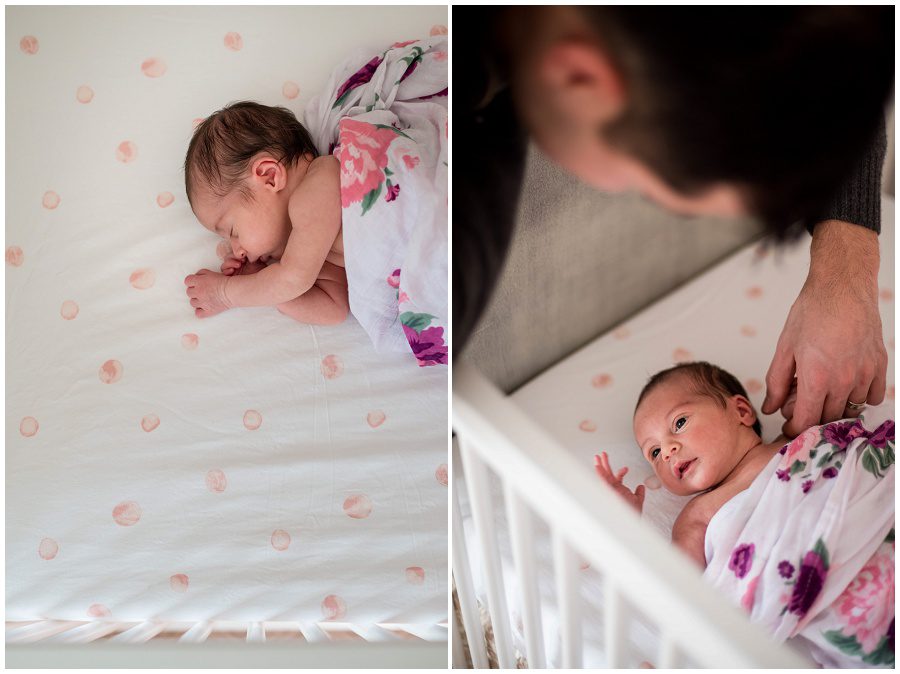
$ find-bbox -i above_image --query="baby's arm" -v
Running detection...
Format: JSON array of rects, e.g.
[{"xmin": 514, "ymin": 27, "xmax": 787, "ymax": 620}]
[
  {"xmin": 275, "ymin": 261, "xmax": 348, "ymax": 325},
  {"xmin": 223, "ymin": 156, "xmax": 342, "ymax": 307},
  {"xmin": 671, "ymin": 504, "xmax": 708, "ymax": 569}
]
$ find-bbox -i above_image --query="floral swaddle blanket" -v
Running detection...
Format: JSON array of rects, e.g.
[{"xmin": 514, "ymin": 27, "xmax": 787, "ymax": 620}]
[
  {"xmin": 304, "ymin": 35, "xmax": 448, "ymax": 366},
  {"xmin": 703, "ymin": 418, "xmax": 895, "ymax": 668}
]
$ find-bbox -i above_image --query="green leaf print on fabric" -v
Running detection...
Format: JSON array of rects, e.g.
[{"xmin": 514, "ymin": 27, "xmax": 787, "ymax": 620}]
[
  {"xmin": 360, "ymin": 183, "xmax": 383, "ymax": 216},
  {"xmin": 860, "ymin": 444, "xmax": 894, "ymax": 479},
  {"xmin": 374, "ymin": 123, "xmax": 413, "ymax": 140},
  {"xmin": 790, "ymin": 459, "xmax": 806, "ymax": 475},
  {"xmin": 824, "ymin": 630, "xmax": 895, "ymax": 667},
  {"xmin": 400, "ymin": 311, "xmax": 436, "ymax": 333}
]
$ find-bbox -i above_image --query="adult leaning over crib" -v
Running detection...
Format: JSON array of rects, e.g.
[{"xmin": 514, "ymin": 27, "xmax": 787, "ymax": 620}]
[{"xmin": 453, "ymin": 6, "xmax": 893, "ymax": 436}]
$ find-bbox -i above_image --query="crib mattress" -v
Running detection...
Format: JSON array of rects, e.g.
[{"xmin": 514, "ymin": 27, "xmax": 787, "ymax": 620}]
[
  {"xmin": 460, "ymin": 197, "xmax": 895, "ymax": 666},
  {"xmin": 7, "ymin": 6, "xmax": 448, "ymax": 626}
]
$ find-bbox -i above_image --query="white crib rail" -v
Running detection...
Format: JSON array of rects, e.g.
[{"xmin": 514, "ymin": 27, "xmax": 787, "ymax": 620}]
[
  {"xmin": 452, "ymin": 362, "xmax": 813, "ymax": 669},
  {"xmin": 6, "ymin": 620, "xmax": 447, "ymax": 668}
]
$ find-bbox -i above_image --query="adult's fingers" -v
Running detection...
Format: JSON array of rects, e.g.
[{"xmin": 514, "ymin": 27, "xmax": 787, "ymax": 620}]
[
  {"xmin": 867, "ymin": 357, "xmax": 887, "ymax": 405},
  {"xmin": 822, "ymin": 392, "xmax": 853, "ymax": 423},
  {"xmin": 782, "ymin": 377, "xmax": 826, "ymax": 438},
  {"xmin": 763, "ymin": 349, "xmax": 796, "ymax": 415}
]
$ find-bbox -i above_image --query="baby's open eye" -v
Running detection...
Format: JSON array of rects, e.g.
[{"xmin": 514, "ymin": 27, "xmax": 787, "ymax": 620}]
[
  {"xmin": 650, "ymin": 447, "xmax": 660, "ymax": 459},
  {"xmin": 674, "ymin": 416, "xmax": 687, "ymax": 431}
]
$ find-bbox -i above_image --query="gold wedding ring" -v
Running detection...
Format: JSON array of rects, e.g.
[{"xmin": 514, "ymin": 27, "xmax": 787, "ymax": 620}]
[{"xmin": 845, "ymin": 399, "xmax": 867, "ymax": 411}]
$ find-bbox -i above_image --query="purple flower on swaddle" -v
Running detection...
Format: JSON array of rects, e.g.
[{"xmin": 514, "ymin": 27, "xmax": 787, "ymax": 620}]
[
  {"xmin": 802, "ymin": 480, "xmax": 814, "ymax": 493},
  {"xmin": 387, "ymin": 269, "xmax": 401, "ymax": 289},
  {"xmin": 778, "ymin": 560, "xmax": 795, "ymax": 579},
  {"xmin": 787, "ymin": 540, "xmax": 829, "ymax": 618},
  {"xmin": 822, "ymin": 467, "xmax": 839, "ymax": 479},
  {"xmin": 333, "ymin": 55, "xmax": 384, "ymax": 108},
  {"xmin": 776, "ymin": 469, "xmax": 791, "ymax": 482},
  {"xmin": 403, "ymin": 324, "xmax": 448, "ymax": 367},
  {"xmin": 868, "ymin": 420, "xmax": 895, "ymax": 449},
  {"xmin": 728, "ymin": 543, "xmax": 755, "ymax": 579},
  {"xmin": 822, "ymin": 420, "xmax": 866, "ymax": 450},
  {"xmin": 385, "ymin": 182, "xmax": 401, "ymax": 202}
]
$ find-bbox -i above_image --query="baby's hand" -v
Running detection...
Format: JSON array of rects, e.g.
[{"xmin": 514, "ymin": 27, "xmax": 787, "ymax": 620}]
[
  {"xmin": 184, "ymin": 269, "xmax": 232, "ymax": 318},
  {"xmin": 594, "ymin": 451, "xmax": 645, "ymax": 514},
  {"xmin": 220, "ymin": 255, "xmax": 266, "ymax": 277}
]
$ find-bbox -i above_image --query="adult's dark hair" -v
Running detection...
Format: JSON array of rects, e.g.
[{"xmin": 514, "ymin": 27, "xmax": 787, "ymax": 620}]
[
  {"xmin": 636, "ymin": 361, "xmax": 763, "ymax": 437},
  {"xmin": 579, "ymin": 6, "xmax": 893, "ymax": 239},
  {"xmin": 184, "ymin": 101, "xmax": 318, "ymax": 207}
]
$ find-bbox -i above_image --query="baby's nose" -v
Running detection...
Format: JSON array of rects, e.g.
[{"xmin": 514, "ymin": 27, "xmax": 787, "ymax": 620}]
[
  {"xmin": 230, "ymin": 242, "xmax": 245, "ymax": 260},
  {"xmin": 663, "ymin": 445, "xmax": 678, "ymax": 461}
]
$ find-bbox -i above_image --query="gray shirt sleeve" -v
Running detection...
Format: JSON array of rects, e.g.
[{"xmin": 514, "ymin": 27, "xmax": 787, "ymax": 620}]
[{"xmin": 808, "ymin": 114, "xmax": 887, "ymax": 235}]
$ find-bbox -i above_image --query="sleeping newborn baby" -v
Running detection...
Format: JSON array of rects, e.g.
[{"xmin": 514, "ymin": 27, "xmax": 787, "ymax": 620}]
[
  {"xmin": 596, "ymin": 361, "xmax": 894, "ymax": 668},
  {"xmin": 183, "ymin": 101, "xmax": 348, "ymax": 325}
]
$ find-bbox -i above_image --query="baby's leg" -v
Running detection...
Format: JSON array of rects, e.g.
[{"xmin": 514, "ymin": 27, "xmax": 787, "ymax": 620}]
[{"xmin": 276, "ymin": 261, "xmax": 349, "ymax": 326}]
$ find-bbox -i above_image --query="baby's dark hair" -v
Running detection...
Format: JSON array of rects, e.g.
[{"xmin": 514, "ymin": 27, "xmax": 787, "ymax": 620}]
[
  {"xmin": 635, "ymin": 361, "xmax": 762, "ymax": 437},
  {"xmin": 183, "ymin": 101, "xmax": 318, "ymax": 207}
]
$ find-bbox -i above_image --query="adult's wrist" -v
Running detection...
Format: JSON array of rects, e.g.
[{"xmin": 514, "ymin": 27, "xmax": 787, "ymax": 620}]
[{"xmin": 807, "ymin": 219, "xmax": 880, "ymax": 298}]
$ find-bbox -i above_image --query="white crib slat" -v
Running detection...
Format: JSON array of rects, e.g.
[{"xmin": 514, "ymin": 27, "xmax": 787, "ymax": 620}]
[
  {"xmin": 504, "ymin": 487, "xmax": 546, "ymax": 669},
  {"xmin": 658, "ymin": 630, "xmax": 678, "ymax": 668},
  {"xmin": 178, "ymin": 620, "xmax": 213, "ymax": 643},
  {"xmin": 552, "ymin": 531, "xmax": 582, "ymax": 668},
  {"xmin": 396, "ymin": 623, "xmax": 447, "ymax": 642},
  {"xmin": 43, "ymin": 621, "xmax": 122, "ymax": 644},
  {"xmin": 458, "ymin": 436, "xmax": 516, "ymax": 669},
  {"xmin": 246, "ymin": 622, "xmax": 265, "ymax": 643},
  {"xmin": 452, "ymin": 448, "xmax": 489, "ymax": 669},
  {"xmin": 299, "ymin": 622, "xmax": 330, "ymax": 643},
  {"xmin": 350, "ymin": 624, "xmax": 401, "ymax": 642},
  {"xmin": 108, "ymin": 620, "xmax": 164, "ymax": 643},
  {"xmin": 604, "ymin": 574, "xmax": 626, "ymax": 668},
  {"xmin": 6, "ymin": 620, "xmax": 79, "ymax": 644}
]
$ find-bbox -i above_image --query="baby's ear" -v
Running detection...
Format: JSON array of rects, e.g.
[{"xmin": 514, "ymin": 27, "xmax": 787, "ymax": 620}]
[{"xmin": 733, "ymin": 395, "xmax": 757, "ymax": 427}]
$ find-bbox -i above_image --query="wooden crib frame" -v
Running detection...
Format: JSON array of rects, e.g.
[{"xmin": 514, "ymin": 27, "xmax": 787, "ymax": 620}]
[
  {"xmin": 6, "ymin": 619, "xmax": 447, "ymax": 668},
  {"xmin": 452, "ymin": 362, "xmax": 814, "ymax": 669}
]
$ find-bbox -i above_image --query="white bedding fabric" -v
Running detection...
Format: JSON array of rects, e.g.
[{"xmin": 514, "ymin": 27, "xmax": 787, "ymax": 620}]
[
  {"xmin": 7, "ymin": 6, "xmax": 448, "ymax": 626},
  {"xmin": 459, "ymin": 197, "xmax": 894, "ymax": 667}
]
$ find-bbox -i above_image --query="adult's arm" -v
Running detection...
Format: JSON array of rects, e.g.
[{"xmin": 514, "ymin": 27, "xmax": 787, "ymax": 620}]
[{"xmin": 763, "ymin": 116, "xmax": 888, "ymax": 436}]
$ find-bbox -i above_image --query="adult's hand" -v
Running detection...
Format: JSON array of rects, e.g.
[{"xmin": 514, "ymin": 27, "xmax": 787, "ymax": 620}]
[{"xmin": 762, "ymin": 220, "xmax": 887, "ymax": 438}]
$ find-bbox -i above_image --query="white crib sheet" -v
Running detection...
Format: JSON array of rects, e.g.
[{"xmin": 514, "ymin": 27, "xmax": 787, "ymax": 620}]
[
  {"xmin": 460, "ymin": 197, "xmax": 894, "ymax": 666},
  {"xmin": 7, "ymin": 6, "xmax": 448, "ymax": 625}
]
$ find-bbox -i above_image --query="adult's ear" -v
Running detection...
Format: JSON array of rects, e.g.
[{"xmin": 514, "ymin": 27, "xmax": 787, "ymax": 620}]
[
  {"xmin": 536, "ymin": 39, "xmax": 627, "ymax": 127},
  {"xmin": 251, "ymin": 156, "xmax": 287, "ymax": 191},
  {"xmin": 733, "ymin": 395, "xmax": 758, "ymax": 428}
]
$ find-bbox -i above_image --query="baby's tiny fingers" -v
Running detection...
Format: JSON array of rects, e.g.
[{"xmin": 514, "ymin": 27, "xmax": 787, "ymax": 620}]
[{"xmin": 615, "ymin": 466, "xmax": 628, "ymax": 481}]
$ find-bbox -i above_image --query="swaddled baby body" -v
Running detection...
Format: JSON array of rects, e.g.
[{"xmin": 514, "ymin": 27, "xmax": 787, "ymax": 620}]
[
  {"xmin": 183, "ymin": 101, "xmax": 349, "ymax": 325},
  {"xmin": 596, "ymin": 361, "xmax": 894, "ymax": 668}
]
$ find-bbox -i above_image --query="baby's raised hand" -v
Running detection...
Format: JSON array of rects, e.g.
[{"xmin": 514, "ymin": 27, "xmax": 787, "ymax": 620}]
[
  {"xmin": 184, "ymin": 269, "xmax": 232, "ymax": 318},
  {"xmin": 220, "ymin": 255, "xmax": 266, "ymax": 277},
  {"xmin": 594, "ymin": 451, "xmax": 645, "ymax": 514}
]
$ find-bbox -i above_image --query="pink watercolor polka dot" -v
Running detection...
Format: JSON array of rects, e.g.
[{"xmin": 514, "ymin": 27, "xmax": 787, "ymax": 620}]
[
  {"xmin": 169, "ymin": 574, "xmax": 189, "ymax": 593},
  {"xmin": 271, "ymin": 529, "xmax": 291, "ymax": 551},
  {"xmin": 192, "ymin": 118, "xmax": 205, "ymax": 131},
  {"xmin": 740, "ymin": 325, "xmax": 757, "ymax": 337},
  {"xmin": 182, "ymin": 333, "xmax": 199, "ymax": 350},
  {"xmin": 6, "ymin": 246, "xmax": 24, "ymax": 266},
  {"xmin": 39, "ymin": 538, "xmax": 58, "ymax": 560},
  {"xmin": 753, "ymin": 244, "xmax": 770, "ymax": 260},
  {"xmin": 579, "ymin": 420, "xmax": 597, "ymax": 433},
  {"xmin": 322, "ymin": 594, "xmax": 346, "ymax": 621},
  {"xmin": 591, "ymin": 373, "xmax": 613, "ymax": 388},
  {"xmin": 206, "ymin": 469, "xmax": 227, "ymax": 493},
  {"xmin": 435, "ymin": 463, "xmax": 448, "ymax": 486},
  {"xmin": 141, "ymin": 414, "xmax": 160, "ymax": 433},
  {"xmin": 99, "ymin": 359, "xmax": 123, "ymax": 384},
  {"xmin": 889, "ymin": 338, "xmax": 895, "ymax": 351},
  {"xmin": 321, "ymin": 355, "xmax": 344, "ymax": 379},
  {"xmin": 20, "ymin": 36, "xmax": 39, "ymax": 55},
  {"xmin": 243, "ymin": 410, "xmax": 262, "ymax": 430},
  {"xmin": 343, "ymin": 494, "xmax": 372, "ymax": 519},
  {"xmin": 580, "ymin": 560, "xmax": 591, "ymax": 570},
  {"xmin": 129, "ymin": 268, "xmax": 155, "ymax": 289},
  {"xmin": 405, "ymin": 567, "xmax": 425, "ymax": 585},
  {"xmin": 643, "ymin": 475, "xmax": 661, "ymax": 490},
  {"xmin": 60, "ymin": 300, "xmax": 79, "ymax": 320},
  {"xmin": 157, "ymin": 192, "xmax": 174, "ymax": 208},
  {"xmin": 744, "ymin": 379, "xmax": 763, "ymax": 395},
  {"xmin": 224, "ymin": 32, "xmax": 243, "ymax": 51},
  {"xmin": 613, "ymin": 327, "xmax": 631, "ymax": 340},
  {"xmin": 888, "ymin": 386, "xmax": 894, "ymax": 401},
  {"xmin": 216, "ymin": 240, "xmax": 230, "ymax": 260},
  {"xmin": 282, "ymin": 81, "xmax": 300, "ymax": 99},
  {"xmin": 116, "ymin": 141, "xmax": 138, "ymax": 163},
  {"xmin": 141, "ymin": 57, "xmax": 167, "ymax": 78},
  {"xmin": 745, "ymin": 286, "xmax": 763, "ymax": 299},
  {"xmin": 112, "ymin": 501, "xmax": 141, "ymax": 526},
  {"xmin": 87, "ymin": 604, "xmax": 110, "ymax": 618},
  {"xmin": 366, "ymin": 411, "xmax": 386, "ymax": 428},
  {"xmin": 880, "ymin": 288, "xmax": 893, "ymax": 302},
  {"xmin": 672, "ymin": 348, "xmax": 692, "ymax": 363},
  {"xmin": 430, "ymin": 25, "xmax": 448, "ymax": 35},
  {"xmin": 76, "ymin": 85, "xmax": 94, "ymax": 104},
  {"xmin": 20, "ymin": 417, "xmax": 39, "ymax": 437},
  {"xmin": 42, "ymin": 191, "xmax": 60, "ymax": 209}
]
